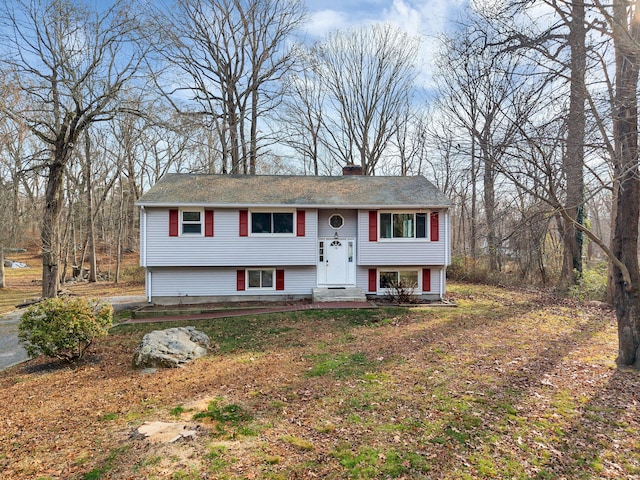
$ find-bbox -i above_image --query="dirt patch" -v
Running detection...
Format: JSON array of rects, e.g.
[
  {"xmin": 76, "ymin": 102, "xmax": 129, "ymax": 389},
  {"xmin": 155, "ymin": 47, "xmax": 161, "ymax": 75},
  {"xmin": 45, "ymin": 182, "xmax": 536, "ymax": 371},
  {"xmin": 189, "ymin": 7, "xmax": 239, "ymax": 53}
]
[{"xmin": 134, "ymin": 421, "xmax": 201, "ymax": 443}]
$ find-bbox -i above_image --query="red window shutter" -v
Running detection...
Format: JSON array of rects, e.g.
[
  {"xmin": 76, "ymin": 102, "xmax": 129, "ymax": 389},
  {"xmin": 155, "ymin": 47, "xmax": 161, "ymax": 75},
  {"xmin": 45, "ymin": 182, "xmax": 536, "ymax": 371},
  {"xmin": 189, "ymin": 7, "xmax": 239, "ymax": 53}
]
[
  {"xmin": 369, "ymin": 211, "xmax": 377, "ymax": 242},
  {"xmin": 422, "ymin": 268, "xmax": 431, "ymax": 292},
  {"xmin": 169, "ymin": 209, "xmax": 179, "ymax": 237},
  {"xmin": 430, "ymin": 212, "xmax": 439, "ymax": 241},
  {"xmin": 236, "ymin": 270, "xmax": 246, "ymax": 291},
  {"xmin": 276, "ymin": 269, "xmax": 285, "ymax": 290},
  {"xmin": 296, "ymin": 210, "xmax": 306, "ymax": 237},
  {"xmin": 239, "ymin": 210, "xmax": 248, "ymax": 236},
  {"xmin": 368, "ymin": 269, "xmax": 377, "ymax": 292},
  {"xmin": 205, "ymin": 210, "xmax": 214, "ymax": 237}
]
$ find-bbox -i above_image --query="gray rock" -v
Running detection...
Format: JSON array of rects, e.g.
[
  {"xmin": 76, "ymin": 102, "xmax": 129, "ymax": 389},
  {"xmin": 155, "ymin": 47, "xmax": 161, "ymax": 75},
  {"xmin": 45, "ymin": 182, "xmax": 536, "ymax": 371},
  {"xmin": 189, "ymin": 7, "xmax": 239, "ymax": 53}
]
[{"xmin": 133, "ymin": 326, "xmax": 210, "ymax": 368}]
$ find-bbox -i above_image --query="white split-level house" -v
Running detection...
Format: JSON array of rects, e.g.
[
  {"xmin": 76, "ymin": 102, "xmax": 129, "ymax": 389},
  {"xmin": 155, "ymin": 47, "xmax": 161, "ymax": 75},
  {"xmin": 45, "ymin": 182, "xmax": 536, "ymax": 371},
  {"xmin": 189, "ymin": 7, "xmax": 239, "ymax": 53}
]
[{"xmin": 137, "ymin": 169, "xmax": 451, "ymax": 304}]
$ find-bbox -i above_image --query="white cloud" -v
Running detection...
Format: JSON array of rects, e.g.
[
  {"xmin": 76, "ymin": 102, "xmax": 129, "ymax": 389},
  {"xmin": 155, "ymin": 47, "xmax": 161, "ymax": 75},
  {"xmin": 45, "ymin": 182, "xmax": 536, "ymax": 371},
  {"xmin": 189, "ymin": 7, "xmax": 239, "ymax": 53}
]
[
  {"xmin": 304, "ymin": 9, "xmax": 351, "ymax": 38},
  {"xmin": 303, "ymin": 1, "xmax": 467, "ymax": 91}
]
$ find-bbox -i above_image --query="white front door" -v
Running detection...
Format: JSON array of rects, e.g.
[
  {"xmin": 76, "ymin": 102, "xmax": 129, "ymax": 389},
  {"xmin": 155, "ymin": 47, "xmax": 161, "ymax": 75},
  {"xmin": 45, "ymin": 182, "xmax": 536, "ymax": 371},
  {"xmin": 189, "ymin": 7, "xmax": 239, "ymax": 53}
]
[
  {"xmin": 326, "ymin": 238, "xmax": 348, "ymax": 284},
  {"xmin": 318, "ymin": 238, "xmax": 355, "ymax": 286}
]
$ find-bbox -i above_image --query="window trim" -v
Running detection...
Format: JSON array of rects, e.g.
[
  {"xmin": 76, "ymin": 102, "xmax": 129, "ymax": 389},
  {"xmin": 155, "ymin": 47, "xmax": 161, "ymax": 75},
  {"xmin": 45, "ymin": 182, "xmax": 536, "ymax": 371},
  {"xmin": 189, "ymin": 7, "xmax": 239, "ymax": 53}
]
[
  {"xmin": 246, "ymin": 268, "xmax": 276, "ymax": 290},
  {"xmin": 378, "ymin": 268, "xmax": 420, "ymax": 292},
  {"xmin": 249, "ymin": 209, "xmax": 296, "ymax": 236},
  {"xmin": 378, "ymin": 210, "xmax": 429, "ymax": 242},
  {"xmin": 328, "ymin": 214, "xmax": 345, "ymax": 230},
  {"xmin": 180, "ymin": 208, "xmax": 204, "ymax": 236}
]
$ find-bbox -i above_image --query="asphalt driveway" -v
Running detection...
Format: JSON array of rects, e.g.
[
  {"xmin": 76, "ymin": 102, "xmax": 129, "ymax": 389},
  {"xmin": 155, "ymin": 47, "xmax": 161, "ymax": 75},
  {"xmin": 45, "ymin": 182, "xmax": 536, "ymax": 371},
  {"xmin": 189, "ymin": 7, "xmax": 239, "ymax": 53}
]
[
  {"xmin": 0, "ymin": 295, "xmax": 147, "ymax": 372},
  {"xmin": 0, "ymin": 309, "xmax": 28, "ymax": 371}
]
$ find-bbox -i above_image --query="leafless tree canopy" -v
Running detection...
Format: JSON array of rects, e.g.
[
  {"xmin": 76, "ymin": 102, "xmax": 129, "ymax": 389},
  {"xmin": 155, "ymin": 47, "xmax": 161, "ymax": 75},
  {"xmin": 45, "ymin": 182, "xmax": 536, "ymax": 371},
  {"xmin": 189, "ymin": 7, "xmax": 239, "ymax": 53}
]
[{"xmin": 150, "ymin": 0, "xmax": 305, "ymax": 174}]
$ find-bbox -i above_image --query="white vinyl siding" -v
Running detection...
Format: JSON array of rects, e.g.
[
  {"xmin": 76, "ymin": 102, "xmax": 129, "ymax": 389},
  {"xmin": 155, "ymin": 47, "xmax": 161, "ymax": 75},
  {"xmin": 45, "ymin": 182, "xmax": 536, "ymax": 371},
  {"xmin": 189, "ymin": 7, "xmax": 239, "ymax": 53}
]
[
  {"xmin": 358, "ymin": 210, "xmax": 448, "ymax": 266},
  {"xmin": 317, "ymin": 209, "xmax": 357, "ymax": 238},
  {"xmin": 144, "ymin": 208, "xmax": 317, "ymax": 266},
  {"xmin": 149, "ymin": 266, "xmax": 316, "ymax": 298}
]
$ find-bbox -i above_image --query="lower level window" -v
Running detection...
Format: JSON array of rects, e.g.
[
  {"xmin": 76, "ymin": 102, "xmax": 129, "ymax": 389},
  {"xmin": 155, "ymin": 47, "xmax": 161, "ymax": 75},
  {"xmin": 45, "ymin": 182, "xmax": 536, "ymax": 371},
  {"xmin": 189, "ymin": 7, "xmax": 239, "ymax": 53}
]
[
  {"xmin": 248, "ymin": 269, "xmax": 274, "ymax": 289},
  {"xmin": 379, "ymin": 270, "xmax": 418, "ymax": 289}
]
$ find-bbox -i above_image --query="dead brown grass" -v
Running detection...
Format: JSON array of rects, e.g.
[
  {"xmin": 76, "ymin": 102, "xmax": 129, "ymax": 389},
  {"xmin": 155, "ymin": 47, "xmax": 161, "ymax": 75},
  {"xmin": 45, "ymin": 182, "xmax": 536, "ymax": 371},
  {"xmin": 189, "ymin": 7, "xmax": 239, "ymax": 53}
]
[
  {"xmin": 0, "ymin": 284, "xmax": 638, "ymax": 479},
  {"xmin": 0, "ymin": 251, "xmax": 144, "ymax": 314}
]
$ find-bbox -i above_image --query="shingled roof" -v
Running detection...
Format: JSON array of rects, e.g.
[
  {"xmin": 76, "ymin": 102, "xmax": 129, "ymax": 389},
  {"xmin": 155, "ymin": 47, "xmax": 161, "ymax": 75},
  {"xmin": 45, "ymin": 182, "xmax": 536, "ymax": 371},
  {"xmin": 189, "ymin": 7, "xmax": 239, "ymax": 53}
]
[{"xmin": 137, "ymin": 174, "xmax": 451, "ymax": 208}]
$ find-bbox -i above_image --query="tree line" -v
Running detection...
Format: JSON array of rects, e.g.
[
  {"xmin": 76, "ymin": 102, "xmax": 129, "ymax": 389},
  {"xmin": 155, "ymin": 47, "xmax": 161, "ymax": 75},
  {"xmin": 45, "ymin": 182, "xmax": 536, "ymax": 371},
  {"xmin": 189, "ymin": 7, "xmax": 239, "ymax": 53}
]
[{"xmin": 0, "ymin": 0, "xmax": 640, "ymax": 367}]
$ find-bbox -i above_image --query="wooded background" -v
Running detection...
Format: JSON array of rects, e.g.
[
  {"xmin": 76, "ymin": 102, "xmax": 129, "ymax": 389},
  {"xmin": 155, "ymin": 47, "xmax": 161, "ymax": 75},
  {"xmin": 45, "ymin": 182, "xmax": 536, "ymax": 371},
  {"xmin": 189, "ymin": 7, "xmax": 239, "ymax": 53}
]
[{"xmin": 0, "ymin": 0, "xmax": 635, "ymax": 313}]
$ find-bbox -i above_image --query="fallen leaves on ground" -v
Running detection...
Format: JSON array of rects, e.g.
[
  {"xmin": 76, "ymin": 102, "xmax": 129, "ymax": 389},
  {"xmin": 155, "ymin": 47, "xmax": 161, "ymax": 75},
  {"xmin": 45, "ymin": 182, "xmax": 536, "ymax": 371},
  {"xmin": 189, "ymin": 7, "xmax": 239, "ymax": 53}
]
[{"xmin": 0, "ymin": 283, "xmax": 638, "ymax": 479}]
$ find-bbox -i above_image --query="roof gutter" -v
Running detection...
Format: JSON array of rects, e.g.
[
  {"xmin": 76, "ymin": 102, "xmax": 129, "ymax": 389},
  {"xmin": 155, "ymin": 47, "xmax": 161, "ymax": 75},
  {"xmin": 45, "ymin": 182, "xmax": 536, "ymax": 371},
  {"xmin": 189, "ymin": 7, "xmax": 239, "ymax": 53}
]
[{"xmin": 135, "ymin": 202, "xmax": 453, "ymax": 210}]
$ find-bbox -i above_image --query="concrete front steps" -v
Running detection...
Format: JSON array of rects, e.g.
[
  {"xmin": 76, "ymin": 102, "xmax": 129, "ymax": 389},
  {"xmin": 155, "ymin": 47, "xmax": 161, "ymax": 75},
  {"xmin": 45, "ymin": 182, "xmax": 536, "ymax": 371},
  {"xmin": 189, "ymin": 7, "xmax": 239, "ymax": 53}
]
[{"xmin": 312, "ymin": 287, "xmax": 368, "ymax": 303}]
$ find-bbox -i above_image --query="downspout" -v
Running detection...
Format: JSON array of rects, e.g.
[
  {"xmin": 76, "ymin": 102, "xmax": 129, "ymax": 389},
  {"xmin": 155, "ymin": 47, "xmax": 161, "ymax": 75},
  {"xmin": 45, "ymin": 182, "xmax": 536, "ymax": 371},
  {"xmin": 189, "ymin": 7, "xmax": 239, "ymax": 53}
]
[
  {"xmin": 147, "ymin": 270, "xmax": 152, "ymax": 304},
  {"xmin": 441, "ymin": 209, "xmax": 450, "ymax": 300},
  {"xmin": 140, "ymin": 206, "xmax": 151, "ymax": 303},
  {"xmin": 140, "ymin": 206, "xmax": 147, "ymax": 267}
]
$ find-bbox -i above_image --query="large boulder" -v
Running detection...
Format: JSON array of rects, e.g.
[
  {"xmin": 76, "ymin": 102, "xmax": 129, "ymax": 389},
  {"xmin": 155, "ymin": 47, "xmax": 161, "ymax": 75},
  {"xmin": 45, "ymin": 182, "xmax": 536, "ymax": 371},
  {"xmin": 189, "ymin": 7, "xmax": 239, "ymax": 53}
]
[{"xmin": 133, "ymin": 326, "xmax": 210, "ymax": 368}]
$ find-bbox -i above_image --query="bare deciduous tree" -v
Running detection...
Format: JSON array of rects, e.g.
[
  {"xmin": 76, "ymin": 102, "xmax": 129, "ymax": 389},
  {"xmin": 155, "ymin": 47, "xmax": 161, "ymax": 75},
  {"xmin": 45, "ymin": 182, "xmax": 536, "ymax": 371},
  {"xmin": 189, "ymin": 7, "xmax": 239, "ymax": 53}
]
[
  {"xmin": 0, "ymin": 0, "xmax": 146, "ymax": 297},
  {"xmin": 605, "ymin": 0, "xmax": 640, "ymax": 367},
  {"xmin": 280, "ymin": 50, "xmax": 326, "ymax": 175},
  {"xmin": 152, "ymin": 0, "xmax": 305, "ymax": 174},
  {"xmin": 311, "ymin": 23, "xmax": 420, "ymax": 175}
]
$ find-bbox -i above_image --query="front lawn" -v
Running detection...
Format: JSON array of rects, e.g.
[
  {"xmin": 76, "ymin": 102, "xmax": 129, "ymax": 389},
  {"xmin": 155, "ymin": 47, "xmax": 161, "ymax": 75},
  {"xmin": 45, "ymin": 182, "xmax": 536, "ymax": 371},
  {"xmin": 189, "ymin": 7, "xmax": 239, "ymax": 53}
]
[{"xmin": 0, "ymin": 283, "xmax": 638, "ymax": 479}]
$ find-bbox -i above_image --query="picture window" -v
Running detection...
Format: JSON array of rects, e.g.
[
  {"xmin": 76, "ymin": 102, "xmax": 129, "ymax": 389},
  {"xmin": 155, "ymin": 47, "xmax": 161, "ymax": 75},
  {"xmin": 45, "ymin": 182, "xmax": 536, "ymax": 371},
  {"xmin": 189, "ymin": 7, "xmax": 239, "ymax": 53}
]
[
  {"xmin": 251, "ymin": 212, "xmax": 294, "ymax": 234},
  {"xmin": 379, "ymin": 212, "xmax": 427, "ymax": 239},
  {"xmin": 379, "ymin": 270, "xmax": 418, "ymax": 289}
]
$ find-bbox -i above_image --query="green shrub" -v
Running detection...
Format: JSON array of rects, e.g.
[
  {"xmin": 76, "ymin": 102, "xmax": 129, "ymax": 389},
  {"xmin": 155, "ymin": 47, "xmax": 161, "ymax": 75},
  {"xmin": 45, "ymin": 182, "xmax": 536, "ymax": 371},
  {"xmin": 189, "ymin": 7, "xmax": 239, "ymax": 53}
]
[
  {"xmin": 19, "ymin": 297, "xmax": 113, "ymax": 362},
  {"xmin": 568, "ymin": 263, "xmax": 608, "ymax": 302}
]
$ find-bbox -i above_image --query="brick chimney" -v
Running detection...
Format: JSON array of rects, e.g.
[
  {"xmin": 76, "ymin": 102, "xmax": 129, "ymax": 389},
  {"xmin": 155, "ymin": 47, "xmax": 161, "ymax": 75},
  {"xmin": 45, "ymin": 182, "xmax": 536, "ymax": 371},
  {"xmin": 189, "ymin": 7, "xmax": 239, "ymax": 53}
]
[{"xmin": 342, "ymin": 165, "xmax": 363, "ymax": 175}]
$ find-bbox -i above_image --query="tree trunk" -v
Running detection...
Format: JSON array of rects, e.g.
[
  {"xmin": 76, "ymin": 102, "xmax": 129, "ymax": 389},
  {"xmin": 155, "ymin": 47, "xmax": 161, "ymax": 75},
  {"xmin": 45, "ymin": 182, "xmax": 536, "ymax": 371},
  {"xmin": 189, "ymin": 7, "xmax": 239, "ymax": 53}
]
[
  {"xmin": 85, "ymin": 133, "xmax": 97, "ymax": 283},
  {"xmin": 484, "ymin": 152, "xmax": 498, "ymax": 271},
  {"xmin": 0, "ymin": 243, "xmax": 5, "ymax": 289},
  {"xmin": 612, "ymin": 0, "xmax": 640, "ymax": 367},
  {"xmin": 607, "ymin": 180, "xmax": 619, "ymax": 304},
  {"xmin": 470, "ymin": 135, "xmax": 478, "ymax": 260},
  {"xmin": 115, "ymin": 181, "xmax": 125, "ymax": 284},
  {"xmin": 42, "ymin": 153, "xmax": 68, "ymax": 298},
  {"xmin": 249, "ymin": 87, "xmax": 258, "ymax": 175},
  {"xmin": 560, "ymin": 0, "xmax": 587, "ymax": 291}
]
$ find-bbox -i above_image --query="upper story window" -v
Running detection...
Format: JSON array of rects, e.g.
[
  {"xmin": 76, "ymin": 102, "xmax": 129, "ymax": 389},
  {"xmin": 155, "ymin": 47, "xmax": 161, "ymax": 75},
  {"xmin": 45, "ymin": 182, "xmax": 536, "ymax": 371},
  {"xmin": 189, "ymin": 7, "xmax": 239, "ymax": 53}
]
[
  {"xmin": 181, "ymin": 210, "xmax": 203, "ymax": 235},
  {"xmin": 379, "ymin": 212, "xmax": 427, "ymax": 240},
  {"xmin": 251, "ymin": 211, "xmax": 294, "ymax": 234}
]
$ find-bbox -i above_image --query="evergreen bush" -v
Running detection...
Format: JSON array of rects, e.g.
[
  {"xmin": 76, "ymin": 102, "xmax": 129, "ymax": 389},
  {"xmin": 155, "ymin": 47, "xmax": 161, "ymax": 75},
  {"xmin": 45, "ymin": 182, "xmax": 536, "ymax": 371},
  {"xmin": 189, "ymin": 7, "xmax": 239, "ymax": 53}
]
[{"xmin": 18, "ymin": 297, "xmax": 113, "ymax": 362}]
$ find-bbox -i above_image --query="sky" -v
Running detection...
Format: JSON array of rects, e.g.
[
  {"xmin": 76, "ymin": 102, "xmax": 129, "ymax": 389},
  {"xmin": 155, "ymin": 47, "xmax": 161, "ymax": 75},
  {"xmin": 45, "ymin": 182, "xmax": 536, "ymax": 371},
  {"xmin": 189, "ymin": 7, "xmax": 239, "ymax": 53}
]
[
  {"xmin": 304, "ymin": 0, "xmax": 466, "ymax": 39},
  {"xmin": 302, "ymin": 0, "xmax": 468, "ymax": 90}
]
